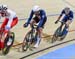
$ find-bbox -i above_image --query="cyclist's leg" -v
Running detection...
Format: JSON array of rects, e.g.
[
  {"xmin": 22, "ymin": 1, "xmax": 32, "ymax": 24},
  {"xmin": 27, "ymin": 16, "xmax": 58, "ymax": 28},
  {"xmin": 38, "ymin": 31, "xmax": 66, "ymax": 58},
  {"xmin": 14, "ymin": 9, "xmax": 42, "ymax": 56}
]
[
  {"xmin": 0, "ymin": 39, "xmax": 4, "ymax": 49},
  {"xmin": 6, "ymin": 17, "xmax": 18, "ymax": 45},
  {"xmin": 0, "ymin": 36, "xmax": 4, "ymax": 49},
  {"xmin": 0, "ymin": 40, "xmax": 1, "ymax": 50},
  {"xmin": 11, "ymin": 17, "xmax": 18, "ymax": 28},
  {"xmin": 1, "ymin": 18, "xmax": 8, "ymax": 29},
  {"xmin": 1, "ymin": 18, "xmax": 8, "ymax": 38},
  {"xmin": 35, "ymin": 27, "xmax": 42, "ymax": 46},
  {"xmin": 61, "ymin": 16, "xmax": 68, "ymax": 29},
  {"xmin": 4, "ymin": 17, "xmax": 18, "ymax": 35},
  {"xmin": 60, "ymin": 16, "xmax": 67, "ymax": 36},
  {"xmin": 10, "ymin": 17, "xmax": 18, "ymax": 36},
  {"xmin": 30, "ymin": 17, "xmax": 41, "ymax": 48},
  {"xmin": 1, "ymin": 18, "xmax": 9, "ymax": 38},
  {"xmin": 34, "ymin": 17, "xmax": 47, "ymax": 48},
  {"xmin": 0, "ymin": 18, "xmax": 8, "ymax": 49},
  {"xmin": 3, "ymin": 17, "xmax": 18, "ymax": 45},
  {"xmin": 62, "ymin": 19, "xmax": 72, "ymax": 35},
  {"xmin": 57, "ymin": 17, "xmax": 66, "ymax": 36},
  {"xmin": 57, "ymin": 22, "xmax": 64, "ymax": 37}
]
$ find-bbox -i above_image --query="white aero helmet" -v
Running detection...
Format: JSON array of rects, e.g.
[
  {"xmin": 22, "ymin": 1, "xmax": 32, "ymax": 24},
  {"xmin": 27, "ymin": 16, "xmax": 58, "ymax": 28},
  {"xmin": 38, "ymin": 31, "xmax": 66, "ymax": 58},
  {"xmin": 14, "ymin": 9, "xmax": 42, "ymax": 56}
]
[
  {"xmin": 0, "ymin": 4, "xmax": 8, "ymax": 11},
  {"xmin": 32, "ymin": 5, "xmax": 41, "ymax": 12},
  {"xmin": 64, "ymin": 7, "xmax": 70, "ymax": 11}
]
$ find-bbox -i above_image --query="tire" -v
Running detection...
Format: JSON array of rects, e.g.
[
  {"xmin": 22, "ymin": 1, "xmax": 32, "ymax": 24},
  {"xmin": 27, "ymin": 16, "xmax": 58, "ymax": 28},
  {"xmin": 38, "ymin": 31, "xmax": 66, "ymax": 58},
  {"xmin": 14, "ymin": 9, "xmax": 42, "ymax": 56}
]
[
  {"xmin": 2, "ymin": 32, "xmax": 15, "ymax": 55},
  {"xmin": 34, "ymin": 33, "xmax": 41, "ymax": 44},
  {"xmin": 22, "ymin": 41, "xmax": 29, "ymax": 51},
  {"xmin": 22, "ymin": 32, "xmax": 33, "ymax": 51},
  {"xmin": 52, "ymin": 34, "xmax": 58, "ymax": 43}
]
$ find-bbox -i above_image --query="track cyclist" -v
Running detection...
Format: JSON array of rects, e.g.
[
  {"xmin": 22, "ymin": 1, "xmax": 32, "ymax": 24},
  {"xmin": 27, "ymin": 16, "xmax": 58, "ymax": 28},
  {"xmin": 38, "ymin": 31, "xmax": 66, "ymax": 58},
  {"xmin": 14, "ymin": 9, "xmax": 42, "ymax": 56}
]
[
  {"xmin": 55, "ymin": 7, "xmax": 74, "ymax": 40},
  {"xmin": 23, "ymin": 5, "xmax": 47, "ymax": 48},
  {"xmin": 0, "ymin": 4, "xmax": 18, "ymax": 50}
]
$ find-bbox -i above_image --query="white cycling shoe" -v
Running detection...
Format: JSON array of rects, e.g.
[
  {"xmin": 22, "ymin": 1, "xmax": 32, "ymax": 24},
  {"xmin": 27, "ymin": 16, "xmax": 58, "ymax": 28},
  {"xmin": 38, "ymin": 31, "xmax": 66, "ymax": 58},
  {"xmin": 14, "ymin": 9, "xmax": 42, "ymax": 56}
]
[
  {"xmin": 33, "ymin": 44, "xmax": 39, "ymax": 48},
  {"xmin": 33, "ymin": 37, "xmax": 41, "ymax": 48}
]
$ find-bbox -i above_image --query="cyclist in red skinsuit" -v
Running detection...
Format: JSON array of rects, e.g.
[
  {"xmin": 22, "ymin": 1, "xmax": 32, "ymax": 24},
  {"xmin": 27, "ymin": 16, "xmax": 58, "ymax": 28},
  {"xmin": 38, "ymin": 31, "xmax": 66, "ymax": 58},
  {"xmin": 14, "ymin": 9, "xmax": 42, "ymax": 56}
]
[{"xmin": 0, "ymin": 5, "xmax": 18, "ymax": 49}]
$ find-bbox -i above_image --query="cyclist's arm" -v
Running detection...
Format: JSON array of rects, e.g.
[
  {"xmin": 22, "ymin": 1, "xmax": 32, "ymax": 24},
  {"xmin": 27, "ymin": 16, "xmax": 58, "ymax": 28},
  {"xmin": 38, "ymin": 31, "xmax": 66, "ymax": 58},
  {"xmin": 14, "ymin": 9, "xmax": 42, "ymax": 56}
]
[
  {"xmin": 5, "ymin": 16, "xmax": 13, "ymax": 30},
  {"xmin": 38, "ymin": 11, "xmax": 46, "ymax": 28},
  {"xmin": 26, "ymin": 10, "xmax": 34, "ymax": 24},
  {"xmin": 57, "ymin": 10, "xmax": 65, "ymax": 21},
  {"xmin": 69, "ymin": 11, "xmax": 74, "ymax": 20}
]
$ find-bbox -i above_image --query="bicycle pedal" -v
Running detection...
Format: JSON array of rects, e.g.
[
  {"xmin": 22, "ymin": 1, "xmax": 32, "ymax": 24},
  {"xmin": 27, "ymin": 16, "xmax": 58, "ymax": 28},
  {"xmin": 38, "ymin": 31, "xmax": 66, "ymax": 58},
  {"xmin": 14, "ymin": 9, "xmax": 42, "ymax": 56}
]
[{"xmin": 29, "ymin": 47, "xmax": 33, "ymax": 51}]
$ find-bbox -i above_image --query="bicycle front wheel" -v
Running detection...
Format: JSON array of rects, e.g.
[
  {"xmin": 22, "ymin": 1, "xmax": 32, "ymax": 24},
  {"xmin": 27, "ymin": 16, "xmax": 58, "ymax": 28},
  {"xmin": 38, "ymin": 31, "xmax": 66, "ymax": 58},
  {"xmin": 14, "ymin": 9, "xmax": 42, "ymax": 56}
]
[
  {"xmin": 22, "ymin": 32, "xmax": 33, "ymax": 51},
  {"xmin": 2, "ymin": 32, "xmax": 15, "ymax": 55},
  {"xmin": 52, "ymin": 27, "xmax": 61, "ymax": 43}
]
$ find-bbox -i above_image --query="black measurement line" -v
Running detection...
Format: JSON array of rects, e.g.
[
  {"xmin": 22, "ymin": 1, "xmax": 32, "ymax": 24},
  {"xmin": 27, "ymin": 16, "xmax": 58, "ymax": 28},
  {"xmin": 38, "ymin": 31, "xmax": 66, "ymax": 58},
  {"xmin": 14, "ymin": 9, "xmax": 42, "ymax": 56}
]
[{"xmin": 20, "ymin": 39, "xmax": 75, "ymax": 59}]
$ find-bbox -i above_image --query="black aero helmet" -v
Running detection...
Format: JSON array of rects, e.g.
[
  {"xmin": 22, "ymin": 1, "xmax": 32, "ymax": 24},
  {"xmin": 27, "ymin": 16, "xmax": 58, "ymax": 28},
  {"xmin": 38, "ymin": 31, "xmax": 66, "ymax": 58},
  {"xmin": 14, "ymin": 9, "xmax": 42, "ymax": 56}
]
[{"xmin": 0, "ymin": 4, "xmax": 8, "ymax": 11}]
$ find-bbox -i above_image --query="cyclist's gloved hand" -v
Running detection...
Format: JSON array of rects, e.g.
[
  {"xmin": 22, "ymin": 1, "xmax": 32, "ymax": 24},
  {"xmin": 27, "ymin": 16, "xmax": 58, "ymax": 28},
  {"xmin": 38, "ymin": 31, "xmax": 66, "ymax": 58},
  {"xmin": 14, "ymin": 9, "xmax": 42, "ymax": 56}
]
[
  {"xmin": 55, "ymin": 20, "xmax": 59, "ymax": 24},
  {"xmin": 5, "ymin": 25, "xmax": 11, "ymax": 30},
  {"xmin": 23, "ymin": 23, "xmax": 28, "ymax": 27}
]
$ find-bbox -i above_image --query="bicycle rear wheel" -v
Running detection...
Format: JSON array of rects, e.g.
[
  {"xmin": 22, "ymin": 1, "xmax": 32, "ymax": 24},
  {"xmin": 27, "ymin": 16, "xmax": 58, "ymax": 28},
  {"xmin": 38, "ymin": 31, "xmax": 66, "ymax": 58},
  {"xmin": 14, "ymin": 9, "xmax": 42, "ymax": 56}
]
[{"xmin": 2, "ymin": 32, "xmax": 15, "ymax": 55}]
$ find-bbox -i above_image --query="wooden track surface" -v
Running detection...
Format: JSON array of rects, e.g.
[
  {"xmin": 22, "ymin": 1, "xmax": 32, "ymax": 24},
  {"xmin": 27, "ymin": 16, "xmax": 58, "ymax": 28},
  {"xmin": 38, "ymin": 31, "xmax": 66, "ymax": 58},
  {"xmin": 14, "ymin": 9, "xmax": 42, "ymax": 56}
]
[{"xmin": 0, "ymin": 0, "xmax": 75, "ymax": 59}]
